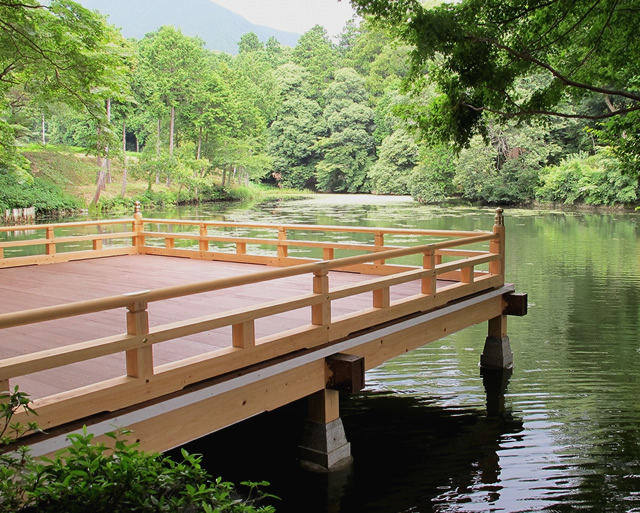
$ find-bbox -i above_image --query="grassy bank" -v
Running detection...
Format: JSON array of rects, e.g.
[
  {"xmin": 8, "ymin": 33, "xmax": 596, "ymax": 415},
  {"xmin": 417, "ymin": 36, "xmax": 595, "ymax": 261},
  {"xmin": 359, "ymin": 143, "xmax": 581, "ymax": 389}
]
[{"xmin": 1, "ymin": 147, "xmax": 312, "ymax": 218}]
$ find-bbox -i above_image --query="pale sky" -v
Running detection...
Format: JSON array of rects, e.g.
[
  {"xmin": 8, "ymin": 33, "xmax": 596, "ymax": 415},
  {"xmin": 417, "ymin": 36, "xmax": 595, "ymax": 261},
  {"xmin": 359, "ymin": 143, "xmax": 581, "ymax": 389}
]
[{"xmin": 210, "ymin": 0, "xmax": 359, "ymax": 38}]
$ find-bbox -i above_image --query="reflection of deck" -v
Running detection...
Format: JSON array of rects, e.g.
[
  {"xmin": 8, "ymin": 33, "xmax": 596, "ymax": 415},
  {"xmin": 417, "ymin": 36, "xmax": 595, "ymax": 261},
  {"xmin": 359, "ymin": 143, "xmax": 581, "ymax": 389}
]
[
  {"xmin": 1, "ymin": 255, "xmax": 438, "ymax": 398},
  {"xmin": 0, "ymin": 208, "xmax": 525, "ymax": 461}
]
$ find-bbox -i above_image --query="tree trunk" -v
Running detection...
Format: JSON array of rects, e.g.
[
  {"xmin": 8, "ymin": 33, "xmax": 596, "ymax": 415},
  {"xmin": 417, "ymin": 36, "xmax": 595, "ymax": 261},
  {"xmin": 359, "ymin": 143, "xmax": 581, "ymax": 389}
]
[
  {"xmin": 197, "ymin": 127, "xmax": 202, "ymax": 160},
  {"xmin": 221, "ymin": 168, "xmax": 226, "ymax": 186},
  {"xmin": 156, "ymin": 118, "xmax": 161, "ymax": 184},
  {"xmin": 41, "ymin": 114, "xmax": 46, "ymax": 146},
  {"xmin": 169, "ymin": 106, "xmax": 175, "ymax": 156},
  {"xmin": 105, "ymin": 98, "xmax": 112, "ymax": 184},
  {"xmin": 121, "ymin": 120, "xmax": 127, "ymax": 197}
]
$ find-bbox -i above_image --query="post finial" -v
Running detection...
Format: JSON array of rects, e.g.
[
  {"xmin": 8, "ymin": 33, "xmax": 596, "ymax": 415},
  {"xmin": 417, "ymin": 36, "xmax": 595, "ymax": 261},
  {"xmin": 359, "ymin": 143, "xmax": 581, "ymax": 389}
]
[
  {"xmin": 134, "ymin": 200, "xmax": 141, "ymax": 215},
  {"xmin": 494, "ymin": 207, "xmax": 504, "ymax": 226}
]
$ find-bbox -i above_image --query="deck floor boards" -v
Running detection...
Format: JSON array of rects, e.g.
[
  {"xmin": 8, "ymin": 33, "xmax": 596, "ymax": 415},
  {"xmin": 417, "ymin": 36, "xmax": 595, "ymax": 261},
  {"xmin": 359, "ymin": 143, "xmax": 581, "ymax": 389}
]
[{"xmin": 1, "ymin": 254, "xmax": 445, "ymax": 399}]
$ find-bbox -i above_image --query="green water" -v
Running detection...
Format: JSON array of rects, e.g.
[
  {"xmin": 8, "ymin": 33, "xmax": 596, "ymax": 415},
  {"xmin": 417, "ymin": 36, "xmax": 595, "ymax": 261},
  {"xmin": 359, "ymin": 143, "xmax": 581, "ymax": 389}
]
[{"xmin": 7, "ymin": 195, "xmax": 640, "ymax": 512}]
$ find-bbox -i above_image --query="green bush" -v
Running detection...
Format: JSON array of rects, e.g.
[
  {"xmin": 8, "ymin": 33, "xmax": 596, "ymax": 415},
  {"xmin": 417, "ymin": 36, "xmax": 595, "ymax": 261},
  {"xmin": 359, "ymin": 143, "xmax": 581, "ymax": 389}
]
[
  {"xmin": 0, "ymin": 172, "xmax": 82, "ymax": 214},
  {"xmin": 536, "ymin": 153, "xmax": 639, "ymax": 205},
  {"xmin": 1, "ymin": 388, "xmax": 276, "ymax": 513}
]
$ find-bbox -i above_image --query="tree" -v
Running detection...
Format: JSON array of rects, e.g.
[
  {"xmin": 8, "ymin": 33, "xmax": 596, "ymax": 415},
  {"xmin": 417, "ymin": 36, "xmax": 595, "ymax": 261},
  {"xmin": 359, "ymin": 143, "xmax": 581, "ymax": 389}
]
[
  {"xmin": 293, "ymin": 25, "xmax": 339, "ymax": 102},
  {"xmin": 238, "ymin": 32, "xmax": 263, "ymax": 54},
  {"xmin": 350, "ymin": 0, "xmax": 640, "ymax": 170},
  {"xmin": 368, "ymin": 128, "xmax": 419, "ymax": 194},
  {"xmin": 315, "ymin": 68, "xmax": 376, "ymax": 192},
  {"xmin": 0, "ymin": 0, "xmax": 130, "ymax": 176},
  {"xmin": 268, "ymin": 63, "xmax": 325, "ymax": 189}
]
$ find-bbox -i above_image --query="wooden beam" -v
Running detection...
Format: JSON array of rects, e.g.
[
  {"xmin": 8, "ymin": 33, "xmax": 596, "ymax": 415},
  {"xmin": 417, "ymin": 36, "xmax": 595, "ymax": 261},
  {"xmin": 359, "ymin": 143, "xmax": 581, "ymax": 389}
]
[
  {"xmin": 327, "ymin": 354, "xmax": 365, "ymax": 393},
  {"xmin": 505, "ymin": 292, "xmax": 528, "ymax": 316}
]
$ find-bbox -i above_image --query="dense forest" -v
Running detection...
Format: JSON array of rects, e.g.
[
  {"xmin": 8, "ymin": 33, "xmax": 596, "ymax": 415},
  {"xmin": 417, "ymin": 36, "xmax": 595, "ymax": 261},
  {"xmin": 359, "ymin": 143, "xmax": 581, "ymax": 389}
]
[{"xmin": 1, "ymin": 0, "xmax": 639, "ymax": 216}]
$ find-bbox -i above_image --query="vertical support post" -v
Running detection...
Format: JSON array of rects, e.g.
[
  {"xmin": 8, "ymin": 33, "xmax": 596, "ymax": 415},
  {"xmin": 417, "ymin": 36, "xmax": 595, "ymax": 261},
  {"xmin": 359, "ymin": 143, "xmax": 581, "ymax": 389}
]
[
  {"xmin": 481, "ymin": 312, "xmax": 513, "ymax": 370},
  {"xmin": 232, "ymin": 320, "xmax": 255, "ymax": 348},
  {"xmin": 199, "ymin": 224, "xmax": 208, "ymax": 252},
  {"xmin": 165, "ymin": 237, "xmax": 175, "ymax": 249},
  {"xmin": 421, "ymin": 248, "xmax": 437, "ymax": 295},
  {"xmin": 133, "ymin": 201, "xmax": 144, "ymax": 252},
  {"xmin": 45, "ymin": 227, "xmax": 55, "ymax": 256},
  {"xmin": 277, "ymin": 227, "xmax": 288, "ymax": 258},
  {"xmin": 323, "ymin": 247, "xmax": 334, "ymax": 261},
  {"xmin": 489, "ymin": 207, "xmax": 505, "ymax": 281},
  {"xmin": 126, "ymin": 300, "xmax": 153, "ymax": 380},
  {"xmin": 461, "ymin": 265, "xmax": 474, "ymax": 284},
  {"xmin": 0, "ymin": 247, "xmax": 4, "ymax": 259},
  {"xmin": 93, "ymin": 238, "xmax": 103, "ymax": 251},
  {"xmin": 374, "ymin": 231, "xmax": 385, "ymax": 265},
  {"xmin": 236, "ymin": 242, "xmax": 246, "ymax": 255},
  {"xmin": 312, "ymin": 269, "xmax": 331, "ymax": 326},
  {"xmin": 298, "ymin": 388, "xmax": 352, "ymax": 471}
]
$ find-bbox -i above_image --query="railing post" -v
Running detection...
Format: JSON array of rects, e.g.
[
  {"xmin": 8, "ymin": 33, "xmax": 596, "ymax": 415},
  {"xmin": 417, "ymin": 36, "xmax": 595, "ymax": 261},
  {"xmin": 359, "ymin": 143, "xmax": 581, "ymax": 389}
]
[
  {"xmin": 374, "ymin": 231, "xmax": 385, "ymax": 265},
  {"xmin": 373, "ymin": 286, "xmax": 390, "ymax": 308},
  {"xmin": 126, "ymin": 300, "xmax": 153, "ymax": 380},
  {"xmin": 199, "ymin": 224, "xmax": 209, "ymax": 252},
  {"xmin": 93, "ymin": 238, "xmax": 103, "ymax": 251},
  {"xmin": 489, "ymin": 207, "xmax": 505, "ymax": 281},
  {"xmin": 0, "ymin": 379, "xmax": 9, "ymax": 404},
  {"xmin": 277, "ymin": 227, "xmax": 288, "ymax": 258},
  {"xmin": 133, "ymin": 201, "xmax": 144, "ymax": 251},
  {"xmin": 45, "ymin": 226, "xmax": 55, "ymax": 256},
  {"xmin": 312, "ymin": 269, "xmax": 331, "ymax": 326},
  {"xmin": 422, "ymin": 248, "xmax": 437, "ymax": 295},
  {"xmin": 323, "ymin": 247, "xmax": 334, "ymax": 261},
  {"xmin": 236, "ymin": 242, "xmax": 247, "ymax": 255}
]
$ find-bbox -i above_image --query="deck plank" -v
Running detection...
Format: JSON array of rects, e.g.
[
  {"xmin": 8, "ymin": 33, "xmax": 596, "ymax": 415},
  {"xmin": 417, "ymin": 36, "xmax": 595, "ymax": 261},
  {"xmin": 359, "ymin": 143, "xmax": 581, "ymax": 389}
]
[{"xmin": 0, "ymin": 255, "xmax": 446, "ymax": 399}]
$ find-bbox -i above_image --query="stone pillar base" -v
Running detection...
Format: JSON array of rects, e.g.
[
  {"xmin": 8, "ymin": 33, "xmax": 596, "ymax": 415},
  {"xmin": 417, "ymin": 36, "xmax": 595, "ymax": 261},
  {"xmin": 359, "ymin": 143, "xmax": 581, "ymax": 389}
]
[
  {"xmin": 480, "ymin": 335, "xmax": 514, "ymax": 370},
  {"xmin": 298, "ymin": 418, "xmax": 352, "ymax": 472}
]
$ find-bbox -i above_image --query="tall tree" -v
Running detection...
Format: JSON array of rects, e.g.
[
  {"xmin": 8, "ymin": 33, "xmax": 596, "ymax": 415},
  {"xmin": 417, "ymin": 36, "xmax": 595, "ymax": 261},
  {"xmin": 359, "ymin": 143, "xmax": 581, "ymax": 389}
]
[
  {"xmin": 268, "ymin": 63, "xmax": 326, "ymax": 189},
  {"xmin": 315, "ymin": 68, "xmax": 376, "ymax": 192},
  {"xmin": 0, "ymin": 0, "xmax": 129, "ymax": 176},
  {"xmin": 351, "ymin": 0, "xmax": 640, "ymax": 171},
  {"xmin": 293, "ymin": 25, "xmax": 339, "ymax": 102}
]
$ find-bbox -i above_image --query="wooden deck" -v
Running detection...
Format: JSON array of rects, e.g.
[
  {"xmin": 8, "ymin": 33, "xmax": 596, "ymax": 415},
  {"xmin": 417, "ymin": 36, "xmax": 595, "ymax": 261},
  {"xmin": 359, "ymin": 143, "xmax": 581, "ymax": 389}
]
[
  {"xmin": 1, "ymin": 254, "xmax": 433, "ymax": 399},
  {"xmin": 0, "ymin": 208, "xmax": 521, "ymax": 458}
]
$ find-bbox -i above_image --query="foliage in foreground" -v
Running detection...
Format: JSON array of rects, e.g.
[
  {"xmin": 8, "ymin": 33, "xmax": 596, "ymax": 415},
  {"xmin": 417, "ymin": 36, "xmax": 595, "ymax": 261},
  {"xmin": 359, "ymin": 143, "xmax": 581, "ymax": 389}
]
[{"xmin": 1, "ymin": 388, "xmax": 276, "ymax": 513}]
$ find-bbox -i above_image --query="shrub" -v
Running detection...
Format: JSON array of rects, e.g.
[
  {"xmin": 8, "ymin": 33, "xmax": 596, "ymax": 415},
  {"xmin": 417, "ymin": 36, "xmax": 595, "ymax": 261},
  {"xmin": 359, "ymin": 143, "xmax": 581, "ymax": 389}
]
[{"xmin": 0, "ymin": 388, "xmax": 276, "ymax": 513}]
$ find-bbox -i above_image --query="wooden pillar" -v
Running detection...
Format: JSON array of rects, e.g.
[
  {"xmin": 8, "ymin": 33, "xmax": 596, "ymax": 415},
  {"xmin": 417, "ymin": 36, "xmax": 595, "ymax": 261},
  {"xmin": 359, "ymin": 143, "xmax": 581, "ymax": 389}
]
[
  {"xmin": 236, "ymin": 242, "xmax": 246, "ymax": 255},
  {"xmin": 126, "ymin": 300, "xmax": 153, "ymax": 380},
  {"xmin": 298, "ymin": 388, "xmax": 352, "ymax": 471},
  {"xmin": 45, "ymin": 227, "xmax": 55, "ymax": 256},
  {"xmin": 133, "ymin": 201, "xmax": 144, "ymax": 251},
  {"xmin": 0, "ymin": 379, "xmax": 9, "ymax": 404},
  {"xmin": 374, "ymin": 231, "xmax": 385, "ymax": 265},
  {"xmin": 312, "ymin": 270, "xmax": 331, "ymax": 326},
  {"xmin": 277, "ymin": 227, "xmax": 288, "ymax": 258},
  {"xmin": 489, "ymin": 207, "xmax": 505, "ymax": 280},
  {"xmin": 199, "ymin": 224, "xmax": 208, "ymax": 252},
  {"xmin": 232, "ymin": 320, "xmax": 255, "ymax": 348},
  {"xmin": 422, "ymin": 248, "xmax": 436, "ymax": 295},
  {"xmin": 480, "ymin": 313, "xmax": 513, "ymax": 370}
]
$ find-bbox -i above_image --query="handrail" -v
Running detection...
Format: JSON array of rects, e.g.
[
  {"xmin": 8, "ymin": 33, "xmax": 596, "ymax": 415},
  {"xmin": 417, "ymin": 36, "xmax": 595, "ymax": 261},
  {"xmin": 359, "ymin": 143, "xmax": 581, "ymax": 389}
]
[{"xmin": 0, "ymin": 233, "xmax": 495, "ymax": 330}]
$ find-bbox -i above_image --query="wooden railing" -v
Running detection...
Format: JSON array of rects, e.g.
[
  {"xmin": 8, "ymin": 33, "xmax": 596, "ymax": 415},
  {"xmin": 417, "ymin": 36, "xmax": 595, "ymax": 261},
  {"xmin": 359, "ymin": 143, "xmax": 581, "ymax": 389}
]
[{"xmin": 0, "ymin": 206, "xmax": 506, "ymax": 433}]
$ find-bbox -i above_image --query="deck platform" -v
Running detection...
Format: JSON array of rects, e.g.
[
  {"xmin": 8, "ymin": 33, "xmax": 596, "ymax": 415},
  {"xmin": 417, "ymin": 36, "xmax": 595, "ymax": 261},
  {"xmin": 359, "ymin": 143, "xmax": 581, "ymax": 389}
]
[{"xmin": 0, "ymin": 208, "xmax": 524, "ymax": 464}]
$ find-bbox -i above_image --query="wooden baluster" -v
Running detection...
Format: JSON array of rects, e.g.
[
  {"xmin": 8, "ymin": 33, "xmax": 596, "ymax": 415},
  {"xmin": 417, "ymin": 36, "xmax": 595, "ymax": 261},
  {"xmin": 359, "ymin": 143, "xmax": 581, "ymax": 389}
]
[
  {"xmin": 374, "ymin": 231, "xmax": 385, "ymax": 265},
  {"xmin": 199, "ymin": 224, "xmax": 208, "ymax": 252},
  {"xmin": 165, "ymin": 237, "xmax": 175, "ymax": 249},
  {"xmin": 45, "ymin": 227, "xmax": 55, "ymax": 256},
  {"xmin": 0, "ymin": 247, "xmax": 4, "ymax": 260},
  {"xmin": 126, "ymin": 300, "xmax": 153, "ymax": 380},
  {"xmin": 323, "ymin": 247, "xmax": 334, "ymax": 261},
  {"xmin": 373, "ymin": 286, "xmax": 390, "ymax": 309},
  {"xmin": 422, "ymin": 249, "xmax": 437, "ymax": 295},
  {"xmin": 312, "ymin": 270, "xmax": 330, "ymax": 326},
  {"xmin": 93, "ymin": 238, "xmax": 103, "ymax": 251},
  {"xmin": 489, "ymin": 207, "xmax": 505, "ymax": 280},
  {"xmin": 236, "ymin": 242, "xmax": 247, "ymax": 255},
  {"xmin": 232, "ymin": 320, "xmax": 255, "ymax": 348},
  {"xmin": 277, "ymin": 227, "xmax": 288, "ymax": 258},
  {"xmin": 461, "ymin": 265, "xmax": 474, "ymax": 283}
]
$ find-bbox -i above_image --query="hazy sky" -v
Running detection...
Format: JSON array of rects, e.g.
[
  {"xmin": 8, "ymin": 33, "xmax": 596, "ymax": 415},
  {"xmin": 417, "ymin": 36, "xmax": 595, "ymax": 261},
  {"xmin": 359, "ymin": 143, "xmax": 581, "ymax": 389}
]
[{"xmin": 210, "ymin": 0, "xmax": 358, "ymax": 38}]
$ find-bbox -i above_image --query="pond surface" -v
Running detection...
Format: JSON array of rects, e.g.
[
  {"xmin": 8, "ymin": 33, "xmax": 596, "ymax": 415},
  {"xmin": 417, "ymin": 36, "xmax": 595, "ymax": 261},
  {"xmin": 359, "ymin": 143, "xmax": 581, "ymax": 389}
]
[{"xmin": 16, "ymin": 195, "xmax": 640, "ymax": 512}]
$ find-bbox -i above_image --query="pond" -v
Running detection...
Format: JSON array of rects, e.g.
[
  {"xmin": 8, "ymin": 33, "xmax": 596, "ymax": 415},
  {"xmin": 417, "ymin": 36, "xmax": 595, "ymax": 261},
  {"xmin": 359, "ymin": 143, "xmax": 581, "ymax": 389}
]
[{"xmin": 13, "ymin": 195, "xmax": 640, "ymax": 512}]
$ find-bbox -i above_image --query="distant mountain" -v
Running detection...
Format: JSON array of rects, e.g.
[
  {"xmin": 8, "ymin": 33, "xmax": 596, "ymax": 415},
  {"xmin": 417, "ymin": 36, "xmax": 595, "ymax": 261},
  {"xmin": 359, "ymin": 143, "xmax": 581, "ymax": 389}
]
[{"xmin": 76, "ymin": 0, "xmax": 300, "ymax": 54}]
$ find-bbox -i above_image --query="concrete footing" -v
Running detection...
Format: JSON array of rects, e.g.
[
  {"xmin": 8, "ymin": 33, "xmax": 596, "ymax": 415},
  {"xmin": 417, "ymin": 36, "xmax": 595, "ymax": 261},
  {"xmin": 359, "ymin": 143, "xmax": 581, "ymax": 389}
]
[
  {"xmin": 298, "ymin": 418, "xmax": 353, "ymax": 472},
  {"xmin": 480, "ymin": 335, "xmax": 514, "ymax": 370}
]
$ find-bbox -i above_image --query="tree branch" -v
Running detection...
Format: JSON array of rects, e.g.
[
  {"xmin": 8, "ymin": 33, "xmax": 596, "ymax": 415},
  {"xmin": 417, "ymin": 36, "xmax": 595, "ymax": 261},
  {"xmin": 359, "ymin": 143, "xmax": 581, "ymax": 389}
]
[
  {"xmin": 462, "ymin": 101, "xmax": 640, "ymax": 120},
  {"xmin": 468, "ymin": 35, "xmax": 640, "ymax": 102}
]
